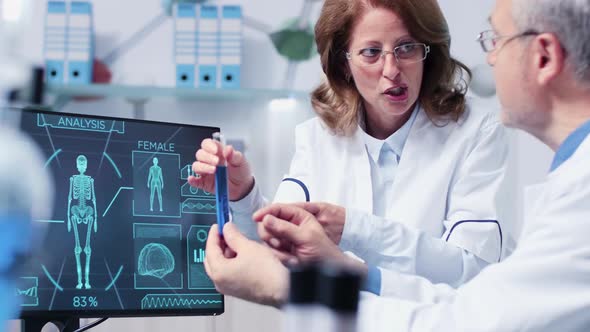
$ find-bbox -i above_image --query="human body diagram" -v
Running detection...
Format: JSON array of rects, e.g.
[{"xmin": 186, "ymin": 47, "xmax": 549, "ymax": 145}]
[{"xmin": 67, "ymin": 155, "xmax": 97, "ymax": 290}]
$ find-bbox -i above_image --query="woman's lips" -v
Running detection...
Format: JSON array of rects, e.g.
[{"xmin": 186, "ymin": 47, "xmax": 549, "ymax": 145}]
[{"xmin": 384, "ymin": 87, "xmax": 409, "ymax": 102}]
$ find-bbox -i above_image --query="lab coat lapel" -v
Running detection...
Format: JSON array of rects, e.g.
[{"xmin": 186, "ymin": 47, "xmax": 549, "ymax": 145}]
[
  {"xmin": 520, "ymin": 183, "xmax": 547, "ymax": 237},
  {"xmin": 350, "ymin": 127, "xmax": 373, "ymax": 214},
  {"xmin": 388, "ymin": 108, "xmax": 432, "ymax": 212}
]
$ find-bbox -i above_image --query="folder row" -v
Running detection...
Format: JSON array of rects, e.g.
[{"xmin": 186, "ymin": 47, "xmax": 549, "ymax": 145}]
[
  {"xmin": 174, "ymin": 4, "xmax": 242, "ymax": 89},
  {"xmin": 44, "ymin": 1, "xmax": 94, "ymax": 85}
]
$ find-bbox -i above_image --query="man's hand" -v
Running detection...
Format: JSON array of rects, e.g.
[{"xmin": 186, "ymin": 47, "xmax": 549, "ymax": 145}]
[{"xmin": 204, "ymin": 223, "xmax": 289, "ymax": 308}]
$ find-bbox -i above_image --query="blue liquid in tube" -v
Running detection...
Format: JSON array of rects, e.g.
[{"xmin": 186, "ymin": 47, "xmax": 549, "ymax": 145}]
[
  {"xmin": 215, "ymin": 165, "xmax": 230, "ymax": 236},
  {"xmin": 213, "ymin": 132, "xmax": 230, "ymax": 236}
]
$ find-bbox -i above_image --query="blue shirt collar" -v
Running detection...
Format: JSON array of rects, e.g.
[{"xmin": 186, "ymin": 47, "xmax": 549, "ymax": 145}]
[
  {"xmin": 360, "ymin": 105, "xmax": 418, "ymax": 164},
  {"xmin": 550, "ymin": 119, "xmax": 590, "ymax": 171}
]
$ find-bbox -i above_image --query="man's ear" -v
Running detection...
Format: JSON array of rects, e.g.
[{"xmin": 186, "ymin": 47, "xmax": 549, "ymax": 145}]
[{"xmin": 533, "ymin": 33, "xmax": 566, "ymax": 86}]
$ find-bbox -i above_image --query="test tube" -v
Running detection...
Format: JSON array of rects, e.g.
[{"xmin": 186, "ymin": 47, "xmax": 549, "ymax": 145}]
[{"xmin": 213, "ymin": 132, "xmax": 230, "ymax": 235}]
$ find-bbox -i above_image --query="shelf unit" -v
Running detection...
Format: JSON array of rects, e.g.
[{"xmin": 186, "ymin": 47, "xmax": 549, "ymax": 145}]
[
  {"xmin": 45, "ymin": 84, "xmax": 310, "ymax": 118},
  {"xmin": 46, "ymin": 83, "xmax": 309, "ymax": 101}
]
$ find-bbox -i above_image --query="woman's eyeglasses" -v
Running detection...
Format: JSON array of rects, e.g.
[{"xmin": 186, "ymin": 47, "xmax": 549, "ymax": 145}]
[{"xmin": 346, "ymin": 43, "xmax": 430, "ymax": 67}]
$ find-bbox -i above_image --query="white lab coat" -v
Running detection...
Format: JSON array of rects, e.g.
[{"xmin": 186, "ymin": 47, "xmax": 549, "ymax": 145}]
[
  {"xmin": 231, "ymin": 101, "xmax": 514, "ymax": 292},
  {"xmin": 357, "ymin": 135, "xmax": 590, "ymax": 332}
]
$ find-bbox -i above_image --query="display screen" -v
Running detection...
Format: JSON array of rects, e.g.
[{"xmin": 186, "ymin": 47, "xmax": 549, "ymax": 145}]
[{"xmin": 15, "ymin": 108, "xmax": 223, "ymax": 317}]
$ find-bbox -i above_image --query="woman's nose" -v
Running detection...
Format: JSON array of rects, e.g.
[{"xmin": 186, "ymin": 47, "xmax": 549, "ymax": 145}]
[{"xmin": 382, "ymin": 53, "xmax": 401, "ymax": 80}]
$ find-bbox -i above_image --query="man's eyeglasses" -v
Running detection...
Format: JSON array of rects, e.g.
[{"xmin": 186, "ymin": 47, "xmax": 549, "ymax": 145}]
[
  {"xmin": 477, "ymin": 30, "xmax": 539, "ymax": 53},
  {"xmin": 346, "ymin": 43, "xmax": 430, "ymax": 67}
]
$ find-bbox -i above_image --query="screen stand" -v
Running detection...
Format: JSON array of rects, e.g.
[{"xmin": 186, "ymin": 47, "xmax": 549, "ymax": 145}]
[{"xmin": 22, "ymin": 317, "xmax": 80, "ymax": 332}]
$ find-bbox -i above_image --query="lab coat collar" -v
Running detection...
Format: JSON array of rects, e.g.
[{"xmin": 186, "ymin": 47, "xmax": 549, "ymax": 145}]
[
  {"xmin": 550, "ymin": 119, "xmax": 590, "ymax": 172},
  {"xmin": 358, "ymin": 105, "xmax": 419, "ymax": 164},
  {"xmin": 524, "ymin": 129, "xmax": 590, "ymax": 236}
]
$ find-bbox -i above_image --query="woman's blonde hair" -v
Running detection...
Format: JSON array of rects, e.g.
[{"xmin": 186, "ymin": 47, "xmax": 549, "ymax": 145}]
[{"xmin": 311, "ymin": 0, "xmax": 472, "ymax": 134}]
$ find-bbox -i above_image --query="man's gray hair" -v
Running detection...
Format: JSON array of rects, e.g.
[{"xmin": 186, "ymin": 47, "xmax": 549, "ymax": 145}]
[{"xmin": 513, "ymin": 0, "xmax": 590, "ymax": 84}]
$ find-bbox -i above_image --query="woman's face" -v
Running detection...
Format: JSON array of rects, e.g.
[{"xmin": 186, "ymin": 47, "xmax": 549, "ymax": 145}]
[{"xmin": 347, "ymin": 7, "xmax": 425, "ymax": 124}]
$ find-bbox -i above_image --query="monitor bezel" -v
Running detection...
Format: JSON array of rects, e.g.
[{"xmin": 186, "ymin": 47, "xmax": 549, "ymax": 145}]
[{"xmin": 15, "ymin": 107, "xmax": 225, "ymax": 318}]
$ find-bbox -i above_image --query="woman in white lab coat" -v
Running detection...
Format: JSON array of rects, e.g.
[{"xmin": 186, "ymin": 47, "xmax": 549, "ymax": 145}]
[{"xmin": 190, "ymin": 0, "xmax": 513, "ymax": 297}]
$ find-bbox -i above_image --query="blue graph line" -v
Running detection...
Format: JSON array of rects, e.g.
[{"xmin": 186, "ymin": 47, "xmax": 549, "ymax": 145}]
[
  {"xmin": 103, "ymin": 152, "xmax": 122, "ymax": 178},
  {"xmin": 105, "ymin": 265, "xmax": 123, "ymax": 291},
  {"xmin": 42, "ymin": 264, "xmax": 63, "ymax": 292},
  {"xmin": 183, "ymin": 202, "xmax": 216, "ymax": 210},
  {"xmin": 138, "ymin": 127, "xmax": 183, "ymax": 170},
  {"xmin": 103, "ymin": 187, "xmax": 133, "ymax": 217},
  {"xmin": 40, "ymin": 114, "xmax": 62, "ymax": 169},
  {"xmin": 48, "ymin": 259, "xmax": 66, "ymax": 311},
  {"xmin": 97, "ymin": 121, "xmax": 117, "ymax": 177},
  {"xmin": 35, "ymin": 219, "xmax": 65, "ymax": 223},
  {"xmin": 104, "ymin": 259, "xmax": 125, "ymax": 310},
  {"xmin": 141, "ymin": 295, "xmax": 222, "ymax": 309},
  {"xmin": 44, "ymin": 148, "xmax": 62, "ymax": 169}
]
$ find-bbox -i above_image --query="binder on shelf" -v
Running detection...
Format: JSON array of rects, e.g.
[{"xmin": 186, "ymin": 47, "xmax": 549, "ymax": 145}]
[
  {"xmin": 174, "ymin": 3, "xmax": 197, "ymax": 88},
  {"xmin": 67, "ymin": 1, "xmax": 94, "ymax": 84},
  {"xmin": 220, "ymin": 6, "xmax": 242, "ymax": 89},
  {"xmin": 44, "ymin": 1, "xmax": 68, "ymax": 84},
  {"xmin": 197, "ymin": 5, "xmax": 219, "ymax": 89}
]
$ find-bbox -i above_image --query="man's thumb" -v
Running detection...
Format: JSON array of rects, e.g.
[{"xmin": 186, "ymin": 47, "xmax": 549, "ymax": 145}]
[{"xmin": 222, "ymin": 222, "xmax": 247, "ymax": 250}]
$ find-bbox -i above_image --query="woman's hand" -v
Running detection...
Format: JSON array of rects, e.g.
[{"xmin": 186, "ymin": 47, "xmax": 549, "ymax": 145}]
[
  {"xmin": 188, "ymin": 138, "xmax": 254, "ymax": 201},
  {"xmin": 293, "ymin": 202, "xmax": 346, "ymax": 245},
  {"xmin": 255, "ymin": 202, "xmax": 346, "ymax": 254},
  {"xmin": 253, "ymin": 204, "xmax": 349, "ymax": 266}
]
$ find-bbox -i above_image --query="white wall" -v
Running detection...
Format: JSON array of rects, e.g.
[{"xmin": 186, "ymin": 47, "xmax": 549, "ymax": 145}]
[{"xmin": 10, "ymin": 1, "xmax": 554, "ymax": 331}]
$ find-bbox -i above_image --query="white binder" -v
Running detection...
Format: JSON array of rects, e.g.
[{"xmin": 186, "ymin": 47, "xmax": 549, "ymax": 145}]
[
  {"xmin": 197, "ymin": 5, "xmax": 219, "ymax": 89},
  {"xmin": 44, "ymin": 1, "xmax": 68, "ymax": 84},
  {"xmin": 220, "ymin": 5, "xmax": 242, "ymax": 89},
  {"xmin": 66, "ymin": 1, "xmax": 93, "ymax": 84},
  {"xmin": 174, "ymin": 3, "xmax": 197, "ymax": 87}
]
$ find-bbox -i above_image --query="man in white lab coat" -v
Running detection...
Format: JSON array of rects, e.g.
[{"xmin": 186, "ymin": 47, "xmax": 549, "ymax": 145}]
[{"xmin": 205, "ymin": 0, "xmax": 590, "ymax": 330}]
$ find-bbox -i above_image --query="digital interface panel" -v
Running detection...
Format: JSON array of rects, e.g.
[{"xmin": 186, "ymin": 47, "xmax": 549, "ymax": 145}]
[{"xmin": 15, "ymin": 109, "xmax": 223, "ymax": 317}]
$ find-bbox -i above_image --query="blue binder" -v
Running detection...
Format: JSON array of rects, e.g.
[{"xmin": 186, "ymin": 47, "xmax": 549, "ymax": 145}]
[{"xmin": 220, "ymin": 6, "xmax": 242, "ymax": 89}]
